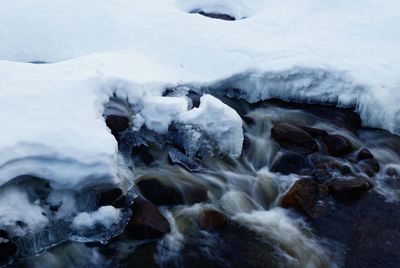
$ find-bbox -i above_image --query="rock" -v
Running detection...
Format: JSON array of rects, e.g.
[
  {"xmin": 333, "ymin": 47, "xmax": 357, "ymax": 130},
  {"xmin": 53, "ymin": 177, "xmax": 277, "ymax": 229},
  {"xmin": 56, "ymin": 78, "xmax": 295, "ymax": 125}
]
[
  {"xmin": 301, "ymin": 126, "xmax": 328, "ymax": 138},
  {"xmin": 358, "ymin": 159, "xmax": 380, "ymax": 177},
  {"xmin": 323, "ymin": 134, "xmax": 353, "ymax": 156},
  {"xmin": 0, "ymin": 230, "xmax": 17, "ymax": 262},
  {"xmin": 356, "ymin": 148, "xmax": 374, "ymax": 161},
  {"xmin": 137, "ymin": 179, "xmax": 208, "ymax": 206},
  {"xmin": 198, "ymin": 11, "xmax": 235, "ymax": 21},
  {"xmin": 98, "ymin": 188, "xmax": 127, "ymax": 208},
  {"xmin": 183, "ymin": 184, "xmax": 208, "ymax": 205},
  {"xmin": 329, "ymin": 177, "xmax": 372, "ymax": 202},
  {"xmin": 271, "ymin": 123, "xmax": 318, "ymax": 155},
  {"xmin": 198, "ymin": 210, "xmax": 229, "ymax": 230},
  {"xmin": 281, "ymin": 179, "xmax": 329, "ymax": 218},
  {"xmin": 126, "ymin": 199, "xmax": 170, "ymax": 239},
  {"xmin": 187, "ymin": 91, "xmax": 201, "ymax": 108},
  {"xmin": 132, "ymin": 145, "xmax": 154, "ymax": 165},
  {"xmin": 105, "ymin": 115, "xmax": 129, "ymax": 137},
  {"xmin": 270, "ymin": 152, "xmax": 311, "ymax": 175},
  {"xmin": 137, "ymin": 179, "xmax": 183, "ymax": 206},
  {"xmin": 168, "ymin": 148, "xmax": 202, "ymax": 172}
]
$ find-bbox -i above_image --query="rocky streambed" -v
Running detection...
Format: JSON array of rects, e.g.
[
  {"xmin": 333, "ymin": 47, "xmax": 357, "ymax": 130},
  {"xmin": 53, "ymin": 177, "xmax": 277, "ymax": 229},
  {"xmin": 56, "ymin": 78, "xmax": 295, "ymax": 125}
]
[{"xmin": 3, "ymin": 94, "xmax": 400, "ymax": 268}]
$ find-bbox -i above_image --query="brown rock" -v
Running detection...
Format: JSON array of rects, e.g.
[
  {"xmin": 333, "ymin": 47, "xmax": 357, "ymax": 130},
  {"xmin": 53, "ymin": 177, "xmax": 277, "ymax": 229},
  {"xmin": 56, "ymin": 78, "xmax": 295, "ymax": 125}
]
[
  {"xmin": 281, "ymin": 179, "xmax": 329, "ymax": 218},
  {"xmin": 323, "ymin": 134, "xmax": 353, "ymax": 157},
  {"xmin": 126, "ymin": 199, "xmax": 170, "ymax": 239},
  {"xmin": 271, "ymin": 152, "xmax": 312, "ymax": 175},
  {"xmin": 271, "ymin": 123, "xmax": 318, "ymax": 155},
  {"xmin": 199, "ymin": 210, "xmax": 229, "ymax": 230},
  {"xmin": 329, "ymin": 177, "xmax": 372, "ymax": 202},
  {"xmin": 356, "ymin": 148, "xmax": 374, "ymax": 161},
  {"xmin": 105, "ymin": 115, "xmax": 129, "ymax": 136}
]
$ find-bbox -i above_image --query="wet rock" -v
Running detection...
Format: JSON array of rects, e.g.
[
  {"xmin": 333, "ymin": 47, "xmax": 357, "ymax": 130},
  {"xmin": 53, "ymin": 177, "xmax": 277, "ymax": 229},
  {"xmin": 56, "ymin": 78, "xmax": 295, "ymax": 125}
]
[
  {"xmin": 198, "ymin": 210, "xmax": 229, "ymax": 230},
  {"xmin": 323, "ymin": 134, "xmax": 353, "ymax": 157},
  {"xmin": 137, "ymin": 179, "xmax": 183, "ymax": 206},
  {"xmin": 98, "ymin": 188, "xmax": 127, "ymax": 208},
  {"xmin": 358, "ymin": 159, "xmax": 380, "ymax": 177},
  {"xmin": 132, "ymin": 145, "xmax": 154, "ymax": 165},
  {"xmin": 183, "ymin": 184, "xmax": 208, "ymax": 205},
  {"xmin": 137, "ymin": 179, "xmax": 208, "ymax": 206},
  {"xmin": 126, "ymin": 199, "xmax": 170, "ymax": 240},
  {"xmin": 187, "ymin": 91, "xmax": 201, "ymax": 108},
  {"xmin": 0, "ymin": 230, "xmax": 17, "ymax": 262},
  {"xmin": 105, "ymin": 115, "xmax": 129, "ymax": 137},
  {"xmin": 311, "ymin": 192, "xmax": 400, "ymax": 268},
  {"xmin": 198, "ymin": 11, "xmax": 235, "ymax": 21},
  {"xmin": 329, "ymin": 177, "xmax": 372, "ymax": 202},
  {"xmin": 271, "ymin": 123, "xmax": 318, "ymax": 155},
  {"xmin": 356, "ymin": 148, "xmax": 374, "ymax": 161},
  {"xmin": 301, "ymin": 126, "xmax": 328, "ymax": 138},
  {"xmin": 270, "ymin": 152, "xmax": 311, "ymax": 175},
  {"xmin": 281, "ymin": 179, "xmax": 329, "ymax": 218},
  {"xmin": 168, "ymin": 148, "xmax": 202, "ymax": 172}
]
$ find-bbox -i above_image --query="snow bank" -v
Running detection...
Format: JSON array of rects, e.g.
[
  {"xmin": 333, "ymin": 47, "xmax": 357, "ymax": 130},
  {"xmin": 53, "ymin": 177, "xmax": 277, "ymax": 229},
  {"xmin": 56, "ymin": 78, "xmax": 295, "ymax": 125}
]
[{"xmin": 0, "ymin": 0, "xmax": 399, "ymax": 189}]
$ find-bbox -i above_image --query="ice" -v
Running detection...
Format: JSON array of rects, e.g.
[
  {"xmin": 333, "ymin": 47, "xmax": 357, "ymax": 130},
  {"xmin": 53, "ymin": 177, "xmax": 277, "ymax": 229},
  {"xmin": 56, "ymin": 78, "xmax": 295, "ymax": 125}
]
[{"xmin": 71, "ymin": 206, "xmax": 122, "ymax": 230}]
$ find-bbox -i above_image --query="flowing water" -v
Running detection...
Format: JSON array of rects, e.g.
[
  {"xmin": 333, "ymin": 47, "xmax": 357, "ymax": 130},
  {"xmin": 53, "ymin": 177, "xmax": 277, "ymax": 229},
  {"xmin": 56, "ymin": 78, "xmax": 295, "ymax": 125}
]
[{"xmin": 8, "ymin": 95, "xmax": 400, "ymax": 268}]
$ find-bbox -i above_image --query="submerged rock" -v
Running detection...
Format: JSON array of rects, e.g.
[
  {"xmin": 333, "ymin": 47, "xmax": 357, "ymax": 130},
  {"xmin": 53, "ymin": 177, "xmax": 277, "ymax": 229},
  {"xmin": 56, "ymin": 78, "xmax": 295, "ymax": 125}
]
[
  {"xmin": 271, "ymin": 152, "xmax": 311, "ymax": 175},
  {"xmin": 281, "ymin": 179, "xmax": 329, "ymax": 218},
  {"xmin": 137, "ymin": 179, "xmax": 208, "ymax": 206},
  {"xmin": 271, "ymin": 123, "xmax": 318, "ymax": 155},
  {"xmin": 198, "ymin": 209, "xmax": 229, "ymax": 230},
  {"xmin": 329, "ymin": 177, "xmax": 372, "ymax": 202},
  {"xmin": 323, "ymin": 134, "xmax": 353, "ymax": 156},
  {"xmin": 126, "ymin": 199, "xmax": 170, "ymax": 240},
  {"xmin": 137, "ymin": 179, "xmax": 183, "ymax": 206}
]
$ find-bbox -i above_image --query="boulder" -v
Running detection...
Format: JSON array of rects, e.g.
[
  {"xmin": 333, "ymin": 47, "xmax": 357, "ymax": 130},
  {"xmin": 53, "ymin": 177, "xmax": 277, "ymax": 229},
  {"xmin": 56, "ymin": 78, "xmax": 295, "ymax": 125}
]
[
  {"xmin": 271, "ymin": 123, "xmax": 318, "ymax": 155},
  {"xmin": 126, "ymin": 199, "xmax": 170, "ymax": 239},
  {"xmin": 105, "ymin": 115, "xmax": 129, "ymax": 137},
  {"xmin": 301, "ymin": 126, "xmax": 328, "ymax": 138},
  {"xmin": 198, "ymin": 210, "xmax": 229, "ymax": 230},
  {"xmin": 281, "ymin": 179, "xmax": 329, "ymax": 218},
  {"xmin": 271, "ymin": 152, "xmax": 311, "ymax": 175},
  {"xmin": 323, "ymin": 134, "xmax": 353, "ymax": 156},
  {"xmin": 356, "ymin": 148, "xmax": 374, "ymax": 161},
  {"xmin": 329, "ymin": 177, "xmax": 372, "ymax": 202}
]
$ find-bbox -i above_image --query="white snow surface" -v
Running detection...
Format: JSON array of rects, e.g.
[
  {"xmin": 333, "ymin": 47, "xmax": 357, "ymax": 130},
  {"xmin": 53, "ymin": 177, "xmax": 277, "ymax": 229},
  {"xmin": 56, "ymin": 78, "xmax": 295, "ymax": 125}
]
[{"xmin": 0, "ymin": 0, "xmax": 399, "ymax": 188}]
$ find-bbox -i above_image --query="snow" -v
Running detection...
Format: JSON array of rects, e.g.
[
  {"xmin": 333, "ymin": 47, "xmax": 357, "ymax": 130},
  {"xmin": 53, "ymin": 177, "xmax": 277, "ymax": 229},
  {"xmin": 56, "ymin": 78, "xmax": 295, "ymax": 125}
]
[
  {"xmin": 71, "ymin": 206, "xmax": 121, "ymax": 230},
  {"xmin": 0, "ymin": 1, "xmax": 398, "ymax": 194},
  {"xmin": 0, "ymin": 186, "xmax": 49, "ymax": 236}
]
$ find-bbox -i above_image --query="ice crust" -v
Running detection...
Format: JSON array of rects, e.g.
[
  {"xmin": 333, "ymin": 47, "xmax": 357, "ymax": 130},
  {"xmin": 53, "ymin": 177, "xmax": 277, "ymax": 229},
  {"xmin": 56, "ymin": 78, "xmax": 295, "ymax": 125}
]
[{"xmin": 0, "ymin": 0, "xmax": 399, "ymax": 235}]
